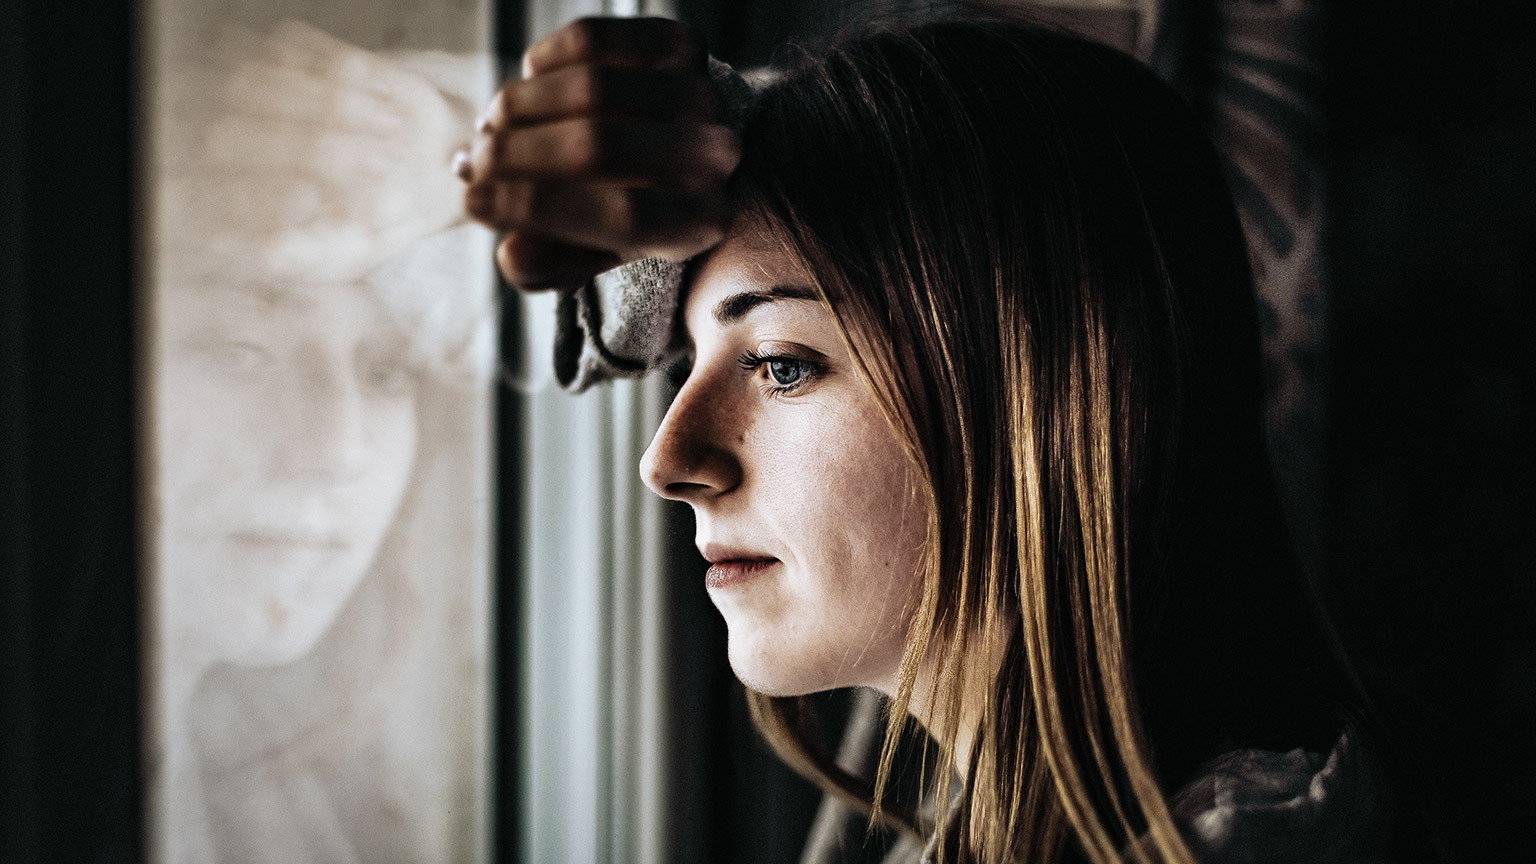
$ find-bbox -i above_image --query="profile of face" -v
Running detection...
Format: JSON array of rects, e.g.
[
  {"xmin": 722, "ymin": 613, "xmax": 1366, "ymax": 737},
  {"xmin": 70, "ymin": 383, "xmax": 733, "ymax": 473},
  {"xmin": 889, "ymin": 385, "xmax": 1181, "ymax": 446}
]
[
  {"xmin": 158, "ymin": 279, "xmax": 419, "ymax": 669},
  {"xmin": 641, "ymin": 226, "xmax": 926, "ymax": 697}
]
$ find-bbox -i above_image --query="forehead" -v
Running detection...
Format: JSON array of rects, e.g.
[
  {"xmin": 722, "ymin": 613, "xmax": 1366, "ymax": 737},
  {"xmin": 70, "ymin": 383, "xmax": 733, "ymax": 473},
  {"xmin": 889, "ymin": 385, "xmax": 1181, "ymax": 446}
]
[
  {"xmin": 164, "ymin": 279, "xmax": 376, "ymax": 310},
  {"xmin": 160, "ymin": 281, "xmax": 401, "ymax": 341},
  {"xmin": 683, "ymin": 228, "xmax": 821, "ymax": 326}
]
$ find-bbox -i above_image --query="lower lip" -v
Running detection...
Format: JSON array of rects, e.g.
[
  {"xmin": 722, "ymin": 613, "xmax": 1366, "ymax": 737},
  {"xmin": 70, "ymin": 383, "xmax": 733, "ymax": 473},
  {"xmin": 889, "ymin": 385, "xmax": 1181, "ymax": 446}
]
[
  {"xmin": 229, "ymin": 531, "xmax": 347, "ymax": 549},
  {"xmin": 705, "ymin": 559, "xmax": 778, "ymax": 590},
  {"xmin": 227, "ymin": 532, "xmax": 348, "ymax": 563}
]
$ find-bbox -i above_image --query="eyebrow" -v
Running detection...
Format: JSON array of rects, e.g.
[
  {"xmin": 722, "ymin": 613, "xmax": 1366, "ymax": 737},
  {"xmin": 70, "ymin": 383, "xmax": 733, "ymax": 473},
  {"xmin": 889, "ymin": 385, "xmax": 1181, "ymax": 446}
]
[{"xmin": 712, "ymin": 284, "xmax": 823, "ymax": 325}]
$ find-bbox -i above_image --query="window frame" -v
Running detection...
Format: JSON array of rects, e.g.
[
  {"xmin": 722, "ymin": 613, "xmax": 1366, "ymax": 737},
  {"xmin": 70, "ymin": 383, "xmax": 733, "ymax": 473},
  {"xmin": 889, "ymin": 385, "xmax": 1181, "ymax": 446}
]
[{"xmin": 2, "ymin": 0, "xmax": 145, "ymax": 861}]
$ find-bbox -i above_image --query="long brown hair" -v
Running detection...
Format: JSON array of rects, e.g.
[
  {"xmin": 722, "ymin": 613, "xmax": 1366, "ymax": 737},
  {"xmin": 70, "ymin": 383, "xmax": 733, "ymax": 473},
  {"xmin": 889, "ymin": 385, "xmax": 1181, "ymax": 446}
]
[{"xmin": 731, "ymin": 18, "xmax": 1348, "ymax": 864}]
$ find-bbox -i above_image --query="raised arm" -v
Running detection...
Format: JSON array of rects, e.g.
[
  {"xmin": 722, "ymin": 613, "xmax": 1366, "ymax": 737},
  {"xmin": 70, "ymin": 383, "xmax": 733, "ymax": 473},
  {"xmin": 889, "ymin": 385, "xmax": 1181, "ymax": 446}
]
[{"xmin": 458, "ymin": 16, "xmax": 740, "ymax": 292}]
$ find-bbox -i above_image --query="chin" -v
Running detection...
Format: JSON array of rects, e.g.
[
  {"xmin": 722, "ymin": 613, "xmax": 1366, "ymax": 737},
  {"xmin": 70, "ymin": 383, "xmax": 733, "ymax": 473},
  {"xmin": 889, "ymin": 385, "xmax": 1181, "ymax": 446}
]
[
  {"xmin": 730, "ymin": 664, "xmax": 812, "ymax": 698},
  {"xmin": 724, "ymin": 629, "xmax": 845, "ymax": 698},
  {"xmin": 218, "ymin": 636, "xmax": 317, "ymax": 669},
  {"xmin": 216, "ymin": 606, "xmax": 334, "ymax": 668}
]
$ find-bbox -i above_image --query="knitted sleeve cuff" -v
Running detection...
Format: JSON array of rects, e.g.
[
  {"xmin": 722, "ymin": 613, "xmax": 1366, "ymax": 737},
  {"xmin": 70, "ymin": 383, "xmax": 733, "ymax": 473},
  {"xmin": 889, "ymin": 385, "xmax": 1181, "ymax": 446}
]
[{"xmin": 551, "ymin": 56, "xmax": 761, "ymax": 392}]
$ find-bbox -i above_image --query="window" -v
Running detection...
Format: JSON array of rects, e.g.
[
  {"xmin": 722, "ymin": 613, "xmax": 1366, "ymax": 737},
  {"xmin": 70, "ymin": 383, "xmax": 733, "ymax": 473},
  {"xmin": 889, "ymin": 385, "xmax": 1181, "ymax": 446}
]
[
  {"xmin": 142, "ymin": 3, "xmax": 497, "ymax": 862},
  {"xmin": 4, "ymin": 3, "xmax": 865, "ymax": 863}
]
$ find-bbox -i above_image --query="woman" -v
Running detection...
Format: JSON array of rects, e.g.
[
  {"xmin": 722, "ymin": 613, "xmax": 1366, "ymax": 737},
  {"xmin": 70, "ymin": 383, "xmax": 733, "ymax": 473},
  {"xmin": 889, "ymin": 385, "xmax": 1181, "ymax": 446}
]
[
  {"xmin": 464, "ymin": 14, "xmax": 1389, "ymax": 864},
  {"xmin": 153, "ymin": 20, "xmax": 495, "ymax": 863}
]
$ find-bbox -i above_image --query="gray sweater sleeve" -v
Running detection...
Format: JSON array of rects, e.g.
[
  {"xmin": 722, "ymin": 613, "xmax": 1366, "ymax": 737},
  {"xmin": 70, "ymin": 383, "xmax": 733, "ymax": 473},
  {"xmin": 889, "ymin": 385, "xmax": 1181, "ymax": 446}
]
[{"xmin": 552, "ymin": 57, "xmax": 762, "ymax": 392}]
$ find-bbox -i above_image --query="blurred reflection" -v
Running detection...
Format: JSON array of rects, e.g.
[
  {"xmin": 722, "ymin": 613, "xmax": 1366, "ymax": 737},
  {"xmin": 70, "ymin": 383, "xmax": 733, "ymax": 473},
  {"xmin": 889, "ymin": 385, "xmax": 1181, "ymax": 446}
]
[{"xmin": 150, "ymin": 19, "xmax": 492, "ymax": 864}]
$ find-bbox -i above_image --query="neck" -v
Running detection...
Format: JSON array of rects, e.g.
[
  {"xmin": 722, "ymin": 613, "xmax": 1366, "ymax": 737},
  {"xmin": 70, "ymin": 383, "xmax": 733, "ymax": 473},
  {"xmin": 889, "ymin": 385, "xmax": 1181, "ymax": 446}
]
[{"xmin": 898, "ymin": 627, "xmax": 1013, "ymax": 781}]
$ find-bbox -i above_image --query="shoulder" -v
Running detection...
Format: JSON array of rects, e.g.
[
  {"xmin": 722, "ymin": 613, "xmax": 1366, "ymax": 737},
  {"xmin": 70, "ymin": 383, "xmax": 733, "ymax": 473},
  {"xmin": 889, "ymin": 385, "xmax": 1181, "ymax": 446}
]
[{"xmin": 1171, "ymin": 729, "xmax": 1394, "ymax": 864}]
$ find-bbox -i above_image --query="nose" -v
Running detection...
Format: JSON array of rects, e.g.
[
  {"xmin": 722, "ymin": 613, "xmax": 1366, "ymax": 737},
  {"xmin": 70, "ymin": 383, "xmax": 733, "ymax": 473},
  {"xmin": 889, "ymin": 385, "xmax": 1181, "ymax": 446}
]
[
  {"xmin": 274, "ymin": 350, "xmax": 371, "ymax": 483},
  {"xmin": 639, "ymin": 372, "xmax": 744, "ymax": 503}
]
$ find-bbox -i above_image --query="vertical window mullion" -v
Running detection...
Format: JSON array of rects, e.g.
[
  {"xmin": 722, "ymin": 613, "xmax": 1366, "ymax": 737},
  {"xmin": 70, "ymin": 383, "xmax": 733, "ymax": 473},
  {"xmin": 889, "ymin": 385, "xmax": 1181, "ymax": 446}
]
[{"xmin": 2, "ymin": 1, "xmax": 145, "ymax": 862}]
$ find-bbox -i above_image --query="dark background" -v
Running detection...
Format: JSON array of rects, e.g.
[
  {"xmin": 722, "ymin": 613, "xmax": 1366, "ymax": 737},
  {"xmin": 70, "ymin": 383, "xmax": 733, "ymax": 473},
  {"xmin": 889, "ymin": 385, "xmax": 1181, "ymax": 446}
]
[
  {"xmin": 4, "ymin": 1, "xmax": 1532, "ymax": 862},
  {"xmin": 1323, "ymin": 3, "xmax": 1536, "ymax": 861}
]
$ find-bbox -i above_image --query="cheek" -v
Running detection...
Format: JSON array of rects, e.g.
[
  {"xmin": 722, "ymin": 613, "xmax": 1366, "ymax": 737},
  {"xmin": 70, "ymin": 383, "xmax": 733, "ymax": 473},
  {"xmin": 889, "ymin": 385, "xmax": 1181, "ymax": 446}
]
[
  {"xmin": 353, "ymin": 396, "xmax": 419, "ymax": 518},
  {"xmin": 736, "ymin": 402, "xmax": 926, "ymax": 693},
  {"xmin": 832, "ymin": 448, "xmax": 925, "ymax": 603},
  {"xmin": 159, "ymin": 373, "xmax": 269, "ymax": 516},
  {"xmin": 755, "ymin": 403, "xmax": 924, "ymax": 594}
]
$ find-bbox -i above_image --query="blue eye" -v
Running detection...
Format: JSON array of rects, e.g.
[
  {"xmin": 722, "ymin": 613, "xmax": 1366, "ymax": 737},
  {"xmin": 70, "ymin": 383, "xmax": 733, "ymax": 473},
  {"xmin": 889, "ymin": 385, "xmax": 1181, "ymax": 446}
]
[
  {"xmin": 737, "ymin": 350, "xmax": 822, "ymax": 395},
  {"xmin": 767, "ymin": 359, "xmax": 807, "ymax": 387}
]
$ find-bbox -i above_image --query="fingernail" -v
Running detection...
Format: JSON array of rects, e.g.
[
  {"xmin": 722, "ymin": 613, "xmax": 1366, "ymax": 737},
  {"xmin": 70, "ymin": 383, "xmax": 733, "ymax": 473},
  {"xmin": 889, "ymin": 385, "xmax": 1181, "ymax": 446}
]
[{"xmin": 452, "ymin": 149, "xmax": 472, "ymax": 182}]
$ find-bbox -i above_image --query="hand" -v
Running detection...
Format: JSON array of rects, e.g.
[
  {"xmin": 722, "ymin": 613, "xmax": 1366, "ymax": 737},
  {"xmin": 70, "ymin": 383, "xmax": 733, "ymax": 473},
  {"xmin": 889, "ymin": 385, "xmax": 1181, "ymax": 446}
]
[
  {"xmin": 459, "ymin": 17, "xmax": 740, "ymax": 290},
  {"xmin": 162, "ymin": 19, "xmax": 467, "ymax": 284}
]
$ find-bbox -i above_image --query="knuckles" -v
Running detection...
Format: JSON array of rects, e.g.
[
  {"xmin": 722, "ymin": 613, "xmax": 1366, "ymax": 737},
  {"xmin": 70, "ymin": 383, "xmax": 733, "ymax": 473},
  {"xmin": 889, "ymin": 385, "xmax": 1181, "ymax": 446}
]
[
  {"xmin": 483, "ymin": 117, "xmax": 738, "ymax": 185},
  {"xmin": 469, "ymin": 16, "xmax": 729, "ymax": 269}
]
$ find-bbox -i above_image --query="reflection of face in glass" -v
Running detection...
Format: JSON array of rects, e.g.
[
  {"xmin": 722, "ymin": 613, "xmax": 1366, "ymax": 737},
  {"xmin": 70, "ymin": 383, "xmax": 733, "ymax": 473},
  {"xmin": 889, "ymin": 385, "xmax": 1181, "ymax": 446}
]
[
  {"xmin": 159, "ymin": 279, "xmax": 419, "ymax": 668},
  {"xmin": 145, "ymin": 21, "xmax": 493, "ymax": 864}
]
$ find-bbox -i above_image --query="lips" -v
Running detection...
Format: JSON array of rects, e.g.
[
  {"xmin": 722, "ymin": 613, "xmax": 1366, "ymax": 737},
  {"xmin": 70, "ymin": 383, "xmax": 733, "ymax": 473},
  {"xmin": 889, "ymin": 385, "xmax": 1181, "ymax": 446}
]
[
  {"xmin": 700, "ymin": 543, "xmax": 779, "ymax": 590},
  {"xmin": 704, "ymin": 558, "xmax": 778, "ymax": 589},
  {"xmin": 228, "ymin": 529, "xmax": 349, "ymax": 550}
]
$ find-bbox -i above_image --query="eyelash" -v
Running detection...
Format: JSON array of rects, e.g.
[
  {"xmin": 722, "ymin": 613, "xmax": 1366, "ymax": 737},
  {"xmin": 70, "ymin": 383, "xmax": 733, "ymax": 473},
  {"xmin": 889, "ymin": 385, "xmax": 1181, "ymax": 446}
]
[{"xmin": 736, "ymin": 349, "xmax": 823, "ymax": 397}]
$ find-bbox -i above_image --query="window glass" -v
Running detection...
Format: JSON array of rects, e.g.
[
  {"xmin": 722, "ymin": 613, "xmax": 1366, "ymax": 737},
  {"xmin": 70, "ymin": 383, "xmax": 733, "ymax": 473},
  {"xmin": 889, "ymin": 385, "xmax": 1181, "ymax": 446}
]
[{"xmin": 143, "ymin": 2, "xmax": 495, "ymax": 862}]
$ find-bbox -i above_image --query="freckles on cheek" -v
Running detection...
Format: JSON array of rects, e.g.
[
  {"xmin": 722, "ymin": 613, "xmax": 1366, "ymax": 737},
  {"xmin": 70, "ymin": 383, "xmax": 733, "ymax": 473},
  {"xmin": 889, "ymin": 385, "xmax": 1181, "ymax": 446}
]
[{"xmin": 752, "ymin": 401, "xmax": 919, "ymax": 577}]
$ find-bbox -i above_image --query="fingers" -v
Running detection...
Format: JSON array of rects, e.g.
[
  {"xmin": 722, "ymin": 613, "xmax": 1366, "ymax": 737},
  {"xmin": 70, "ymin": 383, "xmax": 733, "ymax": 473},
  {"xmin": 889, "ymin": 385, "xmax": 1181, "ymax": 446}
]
[
  {"xmin": 522, "ymin": 16, "xmax": 706, "ymax": 78},
  {"xmin": 495, "ymin": 233, "xmax": 622, "ymax": 291},
  {"xmin": 459, "ymin": 15, "xmax": 735, "ymax": 288},
  {"xmin": 477, "ymin": 63, "xmax": 721, "ymax": 130},
  {"xmin": 465, "ymin": 179, "xmax": 728, "ymax": 262},
  {"xmin": 467, "ymin": 118, "xmax": 738, "ymax": 186}
]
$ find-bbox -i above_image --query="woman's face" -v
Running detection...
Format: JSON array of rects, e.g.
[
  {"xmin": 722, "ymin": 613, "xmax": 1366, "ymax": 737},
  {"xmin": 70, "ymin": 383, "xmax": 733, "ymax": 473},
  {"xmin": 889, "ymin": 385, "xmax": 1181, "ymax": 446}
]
[
  {"xmin": 158, "ymin": 280, "xmax": 420, "ymax": 668},
  {"xmin": 641, "ymin": 227, "xmax": 926, "ymax": 696}
]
